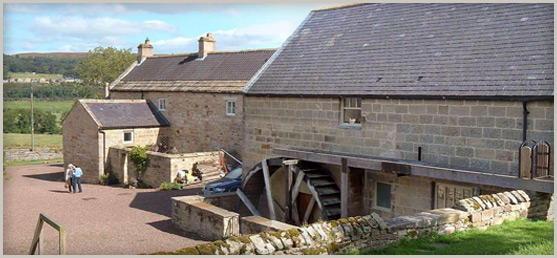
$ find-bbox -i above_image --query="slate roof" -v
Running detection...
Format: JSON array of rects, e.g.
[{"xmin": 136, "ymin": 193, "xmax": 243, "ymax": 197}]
[
  {"xmin": 245, "ymin": 3, "xmax": 554, "ymax": 98},
  {"xmin": 112, "ymin": 49, "xmax": 275, "ymax": 93},
  {"xmin": 80, "ymin": 100, "xmax": 170, "ymax": 129}
]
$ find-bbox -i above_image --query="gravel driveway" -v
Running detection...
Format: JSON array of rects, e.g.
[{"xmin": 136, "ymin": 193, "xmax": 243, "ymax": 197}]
[{"xmin": 3, "ymin": 163, "xmax": 207, "ymax": 255}]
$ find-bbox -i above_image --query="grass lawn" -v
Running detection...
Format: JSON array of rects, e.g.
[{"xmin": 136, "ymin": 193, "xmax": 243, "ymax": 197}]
[
  {"xmin": 356, "ymin": 219, "xmax": 553, "ymax": 255},
  {"xmin": 4, "ymin": 158, "xmax": 63, "ymax": 167},
  {"xmin": 8, "ymin": 72, "xmax": 63, "ymax": 80},
  {"xmin": 3, "ymin": 133, "xmax": 62, "ymax": 149},
  {"xmin": 3, "ymin": 100, "xmax": 74, "ymax": 113}
]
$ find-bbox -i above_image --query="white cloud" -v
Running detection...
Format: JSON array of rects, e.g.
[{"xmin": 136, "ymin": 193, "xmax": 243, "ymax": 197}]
[
  {"xmin": 151, "ymin": 20, "xmax": 298, "ymax": 53},
  {"xmin": 32, "ymin": 16, "xmax": 175, "ymax": 38}
]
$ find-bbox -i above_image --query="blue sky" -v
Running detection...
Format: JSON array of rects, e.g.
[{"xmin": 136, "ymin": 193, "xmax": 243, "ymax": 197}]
[{"xmin": 3, "ymin": 3, "xmax": 334, "ymax": 55}]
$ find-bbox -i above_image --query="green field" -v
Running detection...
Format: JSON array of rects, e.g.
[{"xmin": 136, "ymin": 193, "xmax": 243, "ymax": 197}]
[
  {"xmin": 3, "ymin": 133, "xmax": 63, "ymax": 149},
  {"xmin": 3, "ymin": 100, "xmax": 74, "ymax": 113},
  {"xmin": 8, "ymin": 72, "xmax": 63, "ymax": 80},
  {"xmin": 355, "ymin": 219, "xmax": 553, "ymax": 255}
]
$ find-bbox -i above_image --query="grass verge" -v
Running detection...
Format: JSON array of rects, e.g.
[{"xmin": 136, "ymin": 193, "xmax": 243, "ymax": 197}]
[
  {"xmin": 4, "ymin": 158, "xmax": 63, "ymax": 167},
  {"xmin": 354, "ymin": 218, "xmax": 553, "ymax": 255},
  {"xmin": 3, "ymin": 100, "xmax": 74, "ymax": 113},
  {"xmin": 3, "ymin": 133, "xmax": 63, "ymax": 149}
]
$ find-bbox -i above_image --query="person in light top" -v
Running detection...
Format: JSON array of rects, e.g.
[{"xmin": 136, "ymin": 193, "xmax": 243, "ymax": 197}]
[{"xmin": 72, "ymin": 163, "xmax": 83, "ymax": 193}]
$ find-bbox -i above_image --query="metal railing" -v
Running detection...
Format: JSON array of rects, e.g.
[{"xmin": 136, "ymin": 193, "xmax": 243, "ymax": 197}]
[
  {"xmin": 220, "ymin": 148, "xmax": 242, "ymax": 166},
  {"xmin": 29, "ymin": 213, "xmax": 66, "ymax": 255}
]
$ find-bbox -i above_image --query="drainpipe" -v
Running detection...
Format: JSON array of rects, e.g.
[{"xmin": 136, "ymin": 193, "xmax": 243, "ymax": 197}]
[
  {"xmin": 522, "ymin": 101, "xmax": 529, "ymax": 142},
  {"xmin": 99, "ymin": 129, "xmax": 107, "ymax": 175}
]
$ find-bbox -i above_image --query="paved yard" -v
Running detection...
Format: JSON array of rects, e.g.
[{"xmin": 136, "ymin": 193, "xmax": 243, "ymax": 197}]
[{"xmin": 3, "ymin": 163, "xmax": 207, "ymax": 255}]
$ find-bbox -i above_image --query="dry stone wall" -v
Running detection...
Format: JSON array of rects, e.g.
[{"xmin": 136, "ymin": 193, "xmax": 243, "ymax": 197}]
[
  {"xmin": 4, "ymin": 148, "xmax": 63, "ymax": 162},
  {"xmin": 158, "ymin": 190, "xmax": 541, "ymax": 255}
]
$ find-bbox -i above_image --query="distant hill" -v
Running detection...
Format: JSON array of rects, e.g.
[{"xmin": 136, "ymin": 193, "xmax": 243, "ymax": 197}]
[{"xmin": 12, "ymin": 52, "xmax": 88, "ymax": 59}]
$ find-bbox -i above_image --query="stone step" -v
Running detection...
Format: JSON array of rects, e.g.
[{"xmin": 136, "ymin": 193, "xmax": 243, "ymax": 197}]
[
  {"xmin": 324, "ymin": 207, "xmax": 341, "ymax": 218},
  {"xmin": 202, "ymin": 175, "xmax": 222, "ymax": 182}
]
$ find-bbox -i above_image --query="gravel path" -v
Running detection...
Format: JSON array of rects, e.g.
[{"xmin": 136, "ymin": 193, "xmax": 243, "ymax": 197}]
[{"xmin": 3, "ymin": 163, "xmax": 207, "ymax": 255}]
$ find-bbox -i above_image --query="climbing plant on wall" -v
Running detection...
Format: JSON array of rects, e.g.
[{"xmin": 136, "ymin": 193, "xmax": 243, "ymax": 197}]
[{"xmin": 129, "ymin": 145, "xmax": 149, "ymax": 179}]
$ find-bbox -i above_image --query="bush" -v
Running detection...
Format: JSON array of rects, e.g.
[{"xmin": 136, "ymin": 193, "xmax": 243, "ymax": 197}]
[
  {"xmin": 160, "ymin": 182, "xmax": 183, "ymax": 191},
  {"xmin": 99, "ymin": 173, "xmax": 119, "ymax": 185},
  {"xmin": 129, "ymin": 146, "xmax": 149, "ymax": 179}
]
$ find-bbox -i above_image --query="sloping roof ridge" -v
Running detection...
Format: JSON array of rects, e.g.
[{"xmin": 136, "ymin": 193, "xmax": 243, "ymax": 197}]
[
  {"xmin": 80, "ymin": 99, "xmax": 147, "ymax": 104},
  {"xmin": 313, "ymin": 3, "xmax": 370, "ymax": 12},
  {"xmin": 78, "ymin": 99, "xmax": 102, "ymax": 127},
  {"xmin": 146, "ymin": 48, "xmax": 277, "ymax": 59}
]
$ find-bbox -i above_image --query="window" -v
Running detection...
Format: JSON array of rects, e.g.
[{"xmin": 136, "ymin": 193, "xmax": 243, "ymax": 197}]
[
  {"xmin": 342, "ymin": 97, "xmax": 362, "ymax": 125},
  {"xmin": 158, "ymin": 98, "xmax": 166, "ymax": 111},
  {"xmin": 123, "ymin": 131, "xmax": 133, "ymax": 144},
  {"xmin": 375, "ymin": 182, "xmax": 392, "ymax": 210},
  {"xmin": 226, "ymin": 100, "xmax": 235, "ymax": 116}
]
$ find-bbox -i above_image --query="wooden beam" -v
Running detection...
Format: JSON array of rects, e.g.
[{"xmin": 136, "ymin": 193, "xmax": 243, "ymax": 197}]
[
  {"xmin": 236, "ymin": 189, "xmax": 261, "ymax": 216},
  {"xmin": 29, "ymin": 218, "xmax": 43, "ymax": 255},
  {"xmin": 273, "ymin": 148, "xmax": 554, "ymax": 193},
  {"xmin": 341, "ymin": 158, "xmax": 349, "ymax": 218},
  {"xmin": 291, "ymin": 171, "xmax": 305, "ymax": 202},
  {"xmin": 303, "ymin": 197, "xmax": 316, "ymax": 224},
  {"xmin": 261, "ymin": 159, "xmax": 276, "ymax": 220}
]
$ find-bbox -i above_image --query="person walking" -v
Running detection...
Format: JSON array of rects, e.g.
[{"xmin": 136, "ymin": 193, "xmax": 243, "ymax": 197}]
[
  {"xmin": 65, "ymin": 164, "xmax": 75, "ymax": 193},
  {"xmin": 72, "ymin": 163, "xmax": 83, "ymax": 193}
]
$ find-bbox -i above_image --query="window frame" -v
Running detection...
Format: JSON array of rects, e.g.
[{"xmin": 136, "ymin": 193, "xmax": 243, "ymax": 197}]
[
  {"xmin": 226, "ymin": 100, "xmax": 236, "ymax": 116},
  {"xmin": 158, "ymin": 98, "xmax": 166, "ymax": 111},
  {"xmin": 340, "ymin": 97, "xmax": 362, "ymax": 127},
  {"xmin": 374, "ymin": 181, "xmax": 392, "ymax": 212},
  {"xmin": 123, "ymin": 131, "xmax": 134, "ymax": 144}
]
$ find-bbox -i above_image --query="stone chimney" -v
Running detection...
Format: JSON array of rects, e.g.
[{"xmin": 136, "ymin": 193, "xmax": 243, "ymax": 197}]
[
  {"xmin": 198, "ymin": 33, "xmax": 216, "ymax": 59},
  {"xmin": 137, "ymin": 37, "xmax": 153, "ymax": 62},
  {"xmin": 104, "ymin": 82, "xmax": 110, "ymax": 98}
]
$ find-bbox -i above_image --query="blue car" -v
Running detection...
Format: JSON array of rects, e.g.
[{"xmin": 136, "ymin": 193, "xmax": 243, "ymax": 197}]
[{"xmin": 202, "ymin": 166, "xmax": 242, "ymax": 196}]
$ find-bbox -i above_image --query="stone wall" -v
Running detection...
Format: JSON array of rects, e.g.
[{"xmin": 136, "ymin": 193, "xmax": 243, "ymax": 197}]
[
  {"xmin": 62, "ymin": 102, "xmax": 102, "ymax": 184},
  {"xmin": 241, "ymin": 216, "xmax": 297, "ymax": 235},
  {"xmin": 157, "ymin": 190, "xmax": 539, "ymax": 255},
  {"xmin": 172, "ymin": 195, "xmax": 240, "ymax": 241},
  {"xmin": 108, "ymin": 146, "xmax": 219, "ymax": 187},
  {"xmin": 110, "ymin": 91, "xmax": 244, "ymax": 157},
  {"xmin": 243, "ymin": 97, "xmax": 554, "ymax": 176},
  {"xmin": 4, "ymin": 148, "xmax": 63, "ymax": 162}
]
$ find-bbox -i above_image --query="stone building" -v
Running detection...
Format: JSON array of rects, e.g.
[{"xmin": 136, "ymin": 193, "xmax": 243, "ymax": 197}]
[
  {"xmin": 108, "ymin": 35, "xmax": 275, "ymax": 157},
  {"xmin": 62, "ymin": 99, "xmax": 169, "ymax": 183},
  {"xmin": 241, "ymin": 3, "xmax": 554, "ymax": 219}
]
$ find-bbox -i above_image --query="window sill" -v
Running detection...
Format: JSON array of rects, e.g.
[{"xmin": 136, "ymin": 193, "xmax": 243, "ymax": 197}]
[
  {"xmin": 373, "ymin": 206, "xmax": 392, "ymax": 213},
  {"xmin": 338, "ymin": 123, "xmax": 362, "ymax": 130}
]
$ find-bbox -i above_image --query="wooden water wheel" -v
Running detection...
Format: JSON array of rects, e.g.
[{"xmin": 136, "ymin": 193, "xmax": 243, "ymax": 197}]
[{"xmin": 239, "ymin": 158, "xmax": 341, "ymax": 225}]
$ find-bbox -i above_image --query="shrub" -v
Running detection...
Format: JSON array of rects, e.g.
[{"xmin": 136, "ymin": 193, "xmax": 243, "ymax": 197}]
[
  {"xmin": 129, "ymin": 145, "xmax": 149, "ymax": 179},
  {"xmin": 160, "ymin": 182, "xmax": 183, "ymax": 191}
]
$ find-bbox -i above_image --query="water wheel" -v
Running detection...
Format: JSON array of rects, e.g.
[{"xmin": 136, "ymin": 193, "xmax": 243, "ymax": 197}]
[{"xmin": 240, "ymin": 158, "xmax": 341, "ymax": 225}]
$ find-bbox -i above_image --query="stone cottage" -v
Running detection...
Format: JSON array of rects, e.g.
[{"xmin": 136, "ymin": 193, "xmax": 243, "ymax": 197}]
[
  {"xmin": 108, "ymin": 35, "xmax": 275, "ymax": 157},
  {"xmin": 62, "ymin": 99, "xmax": 169, "ymax": 183},
  {"xmin": 242, "ymin": 3, "xmax": 554, "ymax": 220}
]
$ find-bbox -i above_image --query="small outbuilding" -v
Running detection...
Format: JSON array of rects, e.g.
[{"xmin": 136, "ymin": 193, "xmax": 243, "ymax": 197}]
[{"xmin": 62, "ymin": 99, "xmax": 170, "ymax": 183}]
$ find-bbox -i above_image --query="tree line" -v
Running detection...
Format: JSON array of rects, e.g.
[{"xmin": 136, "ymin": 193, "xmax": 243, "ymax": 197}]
[
  {"xmin": 3, "ymin": 54, "xmax": 81, "ymax": 78},
  {"xmin": 3, "ymin": 109, "xmax": 61, "ymax": 135},
  {"xmin": 3, "ymin": 83, "xmax": 103, "ymax": 101}
]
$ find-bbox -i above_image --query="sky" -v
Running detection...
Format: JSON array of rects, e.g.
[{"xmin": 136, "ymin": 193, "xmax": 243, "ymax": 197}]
[{"xmin": 3, "ymin": 3, "xmax": 334, "ymax": 55}]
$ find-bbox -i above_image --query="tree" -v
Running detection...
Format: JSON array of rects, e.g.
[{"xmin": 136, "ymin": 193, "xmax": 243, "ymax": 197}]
[{"xmin": 76, "ymin": 46, "xmax": 136, "ymax": 98}]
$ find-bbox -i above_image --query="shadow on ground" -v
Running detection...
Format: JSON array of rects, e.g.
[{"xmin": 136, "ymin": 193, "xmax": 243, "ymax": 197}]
[
  {"xmin": 23, "ymin": 172, "xmax": 64, "ymax": 182},
  {"xmin": 129, "ymin": 187, "xmax": 203, "ymax": 217},
  {"xmin": 148, "ymin": 219, "xmax": 207, "ymax": 241}
]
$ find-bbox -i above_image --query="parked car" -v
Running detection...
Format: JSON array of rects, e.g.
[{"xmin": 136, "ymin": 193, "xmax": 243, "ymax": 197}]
[{"xmin": 202, "ymin": 166, "xmax": 242, "ymax": 196}]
